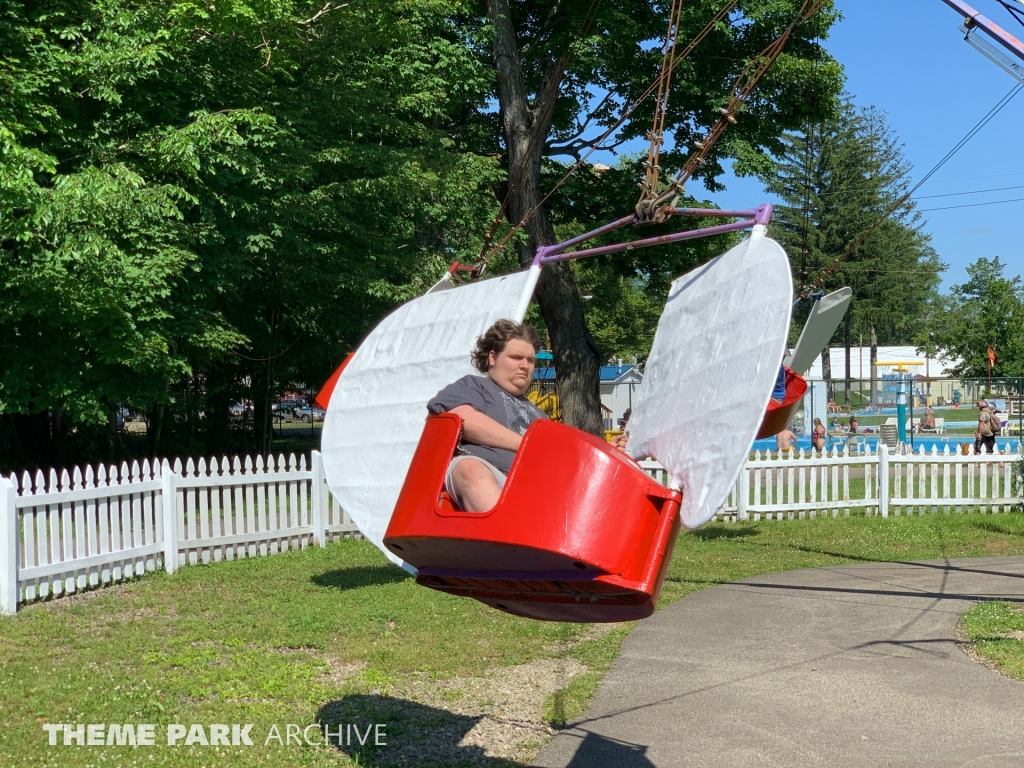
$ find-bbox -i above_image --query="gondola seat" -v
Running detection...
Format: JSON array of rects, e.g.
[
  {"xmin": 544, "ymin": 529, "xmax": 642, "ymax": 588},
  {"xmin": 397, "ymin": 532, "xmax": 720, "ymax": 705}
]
[{"xmin": 383, "ymin": 413, "xmax": 682, "ymax": 622}]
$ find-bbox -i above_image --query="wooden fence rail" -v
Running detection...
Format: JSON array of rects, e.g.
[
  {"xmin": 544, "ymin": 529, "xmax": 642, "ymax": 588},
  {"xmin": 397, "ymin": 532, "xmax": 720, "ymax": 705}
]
[
  {"xmin": 642, "ymin": 444, "xmax": 1022, "ymax": 522},
  {"xmin": 1, "ymin": 445, "xmax": 1019, "ymax": 613},
  {"xmin": 0, "ymin": 450, "xmax": 358, "ymax": 614}
]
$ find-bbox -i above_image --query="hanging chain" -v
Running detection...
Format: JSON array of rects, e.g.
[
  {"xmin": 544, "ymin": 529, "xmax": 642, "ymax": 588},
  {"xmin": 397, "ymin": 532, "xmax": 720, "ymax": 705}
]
[
  {"xmin": 637, "ymin": 0, "xmax": 829, "ymax": 223},
  {"xmin": 637, "ymin": 0, "xmax": 738, "ymax": 220}
]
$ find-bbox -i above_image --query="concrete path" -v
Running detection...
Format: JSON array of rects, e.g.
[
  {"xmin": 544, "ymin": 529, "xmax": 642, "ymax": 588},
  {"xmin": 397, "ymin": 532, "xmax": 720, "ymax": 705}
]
[{"xmin": 532, "ymin": 557, "xmax": 1024, "ymax": 768}]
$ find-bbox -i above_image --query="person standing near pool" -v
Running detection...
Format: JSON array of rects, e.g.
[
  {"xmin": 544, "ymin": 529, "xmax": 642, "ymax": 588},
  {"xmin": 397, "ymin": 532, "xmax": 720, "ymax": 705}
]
[
  {"xmin": 919, "ymin": 405, "xmax": 936, "ymax": 432},
  {"xmin": 776, "ymin": 426, "xmax": 797, "ymax": 454},
  {"xmin": 976, "ymin": 400, "xmax": 998, "ymax": 454},
  {"xmin": 812, "ymin": 417, "xmax": 826, "ymax": 452}
]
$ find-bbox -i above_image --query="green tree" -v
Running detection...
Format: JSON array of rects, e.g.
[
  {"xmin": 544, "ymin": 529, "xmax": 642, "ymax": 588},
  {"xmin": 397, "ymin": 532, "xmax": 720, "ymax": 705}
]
[
  {"xmin": 0, "ymin": 0, "xmax": 500, "ymax": 468},
  {"xmin": 758, "ymin": 99, "xmax": 944, "ymax": 348},
  {"xmin": 921, "ymin": 257, "xmax": 1024, "ymax": 379}
]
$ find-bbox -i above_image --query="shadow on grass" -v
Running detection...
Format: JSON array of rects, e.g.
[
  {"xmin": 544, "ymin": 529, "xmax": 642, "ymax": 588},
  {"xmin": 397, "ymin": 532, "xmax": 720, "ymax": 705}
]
[
  {"xmin": 311, "ymin": 566, "xmax": 411, "ymax": 591},
  {"xmin": 970, "ymin": 519, "xmax": 1024, "ymax": 538},
  {"xmin": 317, "ymin": 694, "xmax": 526, "ymax": 767},
  {"xmin": 689, "ymin": 525, "xmax": 759, "ymax": 541}
]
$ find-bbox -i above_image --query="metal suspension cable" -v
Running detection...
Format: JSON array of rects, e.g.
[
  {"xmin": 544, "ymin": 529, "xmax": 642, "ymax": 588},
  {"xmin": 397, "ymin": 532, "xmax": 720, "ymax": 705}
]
[
  {"xmin": 637, "ymin": 0, "xmax": 739, "ymax": 218},
  {"xmin": 804, "ymin": 81, "xmax": 1023, "ymax": 295},
  {"xmin": 475, "ymin": 0, "xmax": 737, "ymax": 269},
  {"xmin": 639, "ymin": 0, "xmax": 829, "ymax": 219},
  {"xmin": 798, "ymin": 13, "xmax": 823, "ymax": 290},
  {"xmin": 639, "ymin": 0, "xmax": 686, "ymax": 208}
]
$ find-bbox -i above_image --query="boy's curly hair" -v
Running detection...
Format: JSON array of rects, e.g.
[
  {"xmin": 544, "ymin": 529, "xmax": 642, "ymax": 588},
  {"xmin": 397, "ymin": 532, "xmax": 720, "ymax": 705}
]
[{"xmin": 471, "ymin": 319, "xmax": 541, "ymax": 373}]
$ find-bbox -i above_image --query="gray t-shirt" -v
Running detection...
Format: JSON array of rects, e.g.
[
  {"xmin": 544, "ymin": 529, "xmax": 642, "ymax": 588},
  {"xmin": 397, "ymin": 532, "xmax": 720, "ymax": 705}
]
[{"xmin": 427, "ymin": 375, "xmax": 548, "ymax": 474}]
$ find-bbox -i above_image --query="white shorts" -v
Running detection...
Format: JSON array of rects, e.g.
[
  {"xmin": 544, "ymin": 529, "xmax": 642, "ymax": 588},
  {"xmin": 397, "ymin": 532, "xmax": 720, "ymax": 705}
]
[{"xmin": 445, "ymin": 455, "xmax": 507, "ymax": 510}]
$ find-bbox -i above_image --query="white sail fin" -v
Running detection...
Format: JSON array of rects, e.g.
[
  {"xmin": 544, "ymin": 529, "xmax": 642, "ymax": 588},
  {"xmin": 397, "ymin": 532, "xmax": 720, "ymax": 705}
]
[
  {"xmin": 784, "ymin": 287, "xmax": 853, "ymax": 376},
  {"xmin": 626, "ymin": 231, "xmax": 792, "ymax": 529},
  {"xmin": 320, "ymin": 271, "xmax": 535, "ymax": 567}
]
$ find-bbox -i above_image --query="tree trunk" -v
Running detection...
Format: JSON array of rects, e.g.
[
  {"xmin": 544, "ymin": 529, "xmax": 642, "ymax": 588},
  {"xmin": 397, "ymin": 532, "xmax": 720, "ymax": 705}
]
[
  {"xmin": 205, "ymin": 385, "xmax": 233, "ymax": 458},
  {"xmin": 870, "ymin": 326, "xmax": 878, "ymax": 407},
  {"xmin": 147, "ymin": 404, "xmax": 164, "ymax": 455},
  {"xmin": 487, "ymin": 0, "xmax": 603, "ymax": 435},
  {"xmin": 844, "ymin": 314, "xmax": 851, "ymax": 405},
  {"xmin": 821, "ymin": 346, "xmax": 833, "ymax": 404}
]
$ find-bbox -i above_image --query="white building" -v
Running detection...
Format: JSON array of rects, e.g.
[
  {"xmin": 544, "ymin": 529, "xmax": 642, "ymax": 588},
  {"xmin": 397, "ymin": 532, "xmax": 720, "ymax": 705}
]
[{"xmin": 803, "ymin": 346, "xmax": 958, "ymax": 380}]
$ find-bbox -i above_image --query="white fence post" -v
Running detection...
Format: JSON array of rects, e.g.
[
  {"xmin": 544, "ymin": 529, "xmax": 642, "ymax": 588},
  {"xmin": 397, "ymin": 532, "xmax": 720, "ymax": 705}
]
[
  {"xmin": 878, "ymin": 444, "xmax": 890, "ymax": 518},
  {"xmin": 737, "ymin": 460, "xmax": 749, "ymax": 521},
  {"xmin": 0, "ymin": 477, "xmax": 18, "ymax": 615},
  {"xmin": 311, "ymin": 450, "xmax": 326, "ymax": 547},
  {"xmin": 161, "ymin": 460, "xmax": 179, "ymax": 574}
]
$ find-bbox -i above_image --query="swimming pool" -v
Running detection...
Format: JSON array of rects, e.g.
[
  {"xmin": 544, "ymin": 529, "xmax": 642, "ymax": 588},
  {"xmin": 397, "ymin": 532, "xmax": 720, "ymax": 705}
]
[{"xmin": 751, "ymin": 435, "xmax": 1022, "ymax": 454}]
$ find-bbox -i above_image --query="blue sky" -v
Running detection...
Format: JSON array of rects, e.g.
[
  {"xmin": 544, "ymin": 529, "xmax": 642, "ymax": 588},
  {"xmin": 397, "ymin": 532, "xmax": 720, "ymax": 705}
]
[{"xmin": 608, "ymin": 0, "xmax": 1024, "ymax": 289}]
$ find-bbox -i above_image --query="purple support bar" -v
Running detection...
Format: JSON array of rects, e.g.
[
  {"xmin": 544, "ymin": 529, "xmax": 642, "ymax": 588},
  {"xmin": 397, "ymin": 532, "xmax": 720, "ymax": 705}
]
[
  {"xmin": 940, "ymin": 0, "xmax": 1024, "ymax": 62},
  {"xmin": 538, "ymin": 219, "xmax": 759, "ymax": 264},
  {"xmin": 534, "ymin": 202, "xmax": 774, "ymax": 266},
  {"xmin": 539, "ymin": 213, "xmax": 637, "ymax": 259}
]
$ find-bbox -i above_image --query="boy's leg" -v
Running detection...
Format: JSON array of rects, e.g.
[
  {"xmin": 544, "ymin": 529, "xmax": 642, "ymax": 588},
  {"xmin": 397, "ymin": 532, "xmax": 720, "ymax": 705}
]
[{"xmin": 449, "ymin": 458, "xmax": 504, "ymax": 512}]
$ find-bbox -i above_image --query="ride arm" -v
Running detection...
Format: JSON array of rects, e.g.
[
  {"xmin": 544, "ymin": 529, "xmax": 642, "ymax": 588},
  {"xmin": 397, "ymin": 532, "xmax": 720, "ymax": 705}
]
[
  {"xmin": 449, "ymin": 405, "xmax": 523, "ymax": 452},
  {"xmin": 939, "ymin": 0, "xmax": 1024, "ymax": 65}
]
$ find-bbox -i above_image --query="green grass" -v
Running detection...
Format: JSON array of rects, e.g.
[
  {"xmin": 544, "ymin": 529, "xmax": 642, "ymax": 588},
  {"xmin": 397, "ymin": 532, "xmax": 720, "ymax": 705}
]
[
  {"xmin": 962, "ymin": 601, "xmax": 1024, "ymax": 681},
  {"xmin": 4, "ymin": 514, "xmax": 1024, "ymax": 767}
]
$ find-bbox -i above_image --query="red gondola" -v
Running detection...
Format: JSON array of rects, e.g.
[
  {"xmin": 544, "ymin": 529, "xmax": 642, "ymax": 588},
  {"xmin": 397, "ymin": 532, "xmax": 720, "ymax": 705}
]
[
  {"xmin": 383, "ymin": 413, "xmax": 682, "ymax": 622},
  {"xmin": 756, "ymin": 366, "xmax": 808, "ymax": 439}
]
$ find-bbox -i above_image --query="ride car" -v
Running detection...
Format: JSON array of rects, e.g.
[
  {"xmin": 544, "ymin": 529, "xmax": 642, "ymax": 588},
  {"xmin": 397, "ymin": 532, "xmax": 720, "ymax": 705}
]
[{"xmin": 293, "ymin": 406, "xmax": 326, "ymax": 423}]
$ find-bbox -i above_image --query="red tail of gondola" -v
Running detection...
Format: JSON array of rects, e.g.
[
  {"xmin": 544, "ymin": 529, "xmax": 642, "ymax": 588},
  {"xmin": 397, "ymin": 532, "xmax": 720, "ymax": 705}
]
[
  {"xmin": 384, "ymin": 413, "xmax": 682, "ymax": 623},
  {"xmin": 755, "ymin": 366, "xmax": 807, "ymax": 439}
]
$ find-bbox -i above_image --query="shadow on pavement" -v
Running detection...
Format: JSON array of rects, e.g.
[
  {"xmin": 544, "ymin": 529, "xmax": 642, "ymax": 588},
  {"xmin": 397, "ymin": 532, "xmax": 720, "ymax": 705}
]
[
  {"xmin": 317, "ymin": 694, "xmax": 527, "ymax": 767},
  {"xmin": 739, "ymin": 580, "xmax": 1024, "ymax": 603},
  {"xmin": 311, "ymin": 565, "xmax": 411, "ymax": 591},
  {"xmin": 560, "ymin": 731, "xmax": 656, "ymax": 767}
]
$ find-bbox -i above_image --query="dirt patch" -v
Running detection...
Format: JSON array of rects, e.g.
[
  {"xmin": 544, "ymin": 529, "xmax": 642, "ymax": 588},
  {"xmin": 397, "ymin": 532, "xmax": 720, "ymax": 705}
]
[
  {"xmin": 984, "ymin": 538, "xmax": 1016, "ymax": 556},
  {"xmin": 387, "ymin": 657, "xmax": 587, "ymax": 764},
  {"xmin": 954, "ymin": 619, "xmax": 1000, "ymax": 672},
  {"xmin": 319, "ymin": 655, "xmax": 366, "ymax": 687}
]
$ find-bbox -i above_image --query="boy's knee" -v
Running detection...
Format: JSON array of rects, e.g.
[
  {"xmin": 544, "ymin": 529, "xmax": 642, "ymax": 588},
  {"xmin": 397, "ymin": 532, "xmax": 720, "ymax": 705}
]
[{"xmin": 452, "ymin": 459, "xmax": 498, "ymax": 489}]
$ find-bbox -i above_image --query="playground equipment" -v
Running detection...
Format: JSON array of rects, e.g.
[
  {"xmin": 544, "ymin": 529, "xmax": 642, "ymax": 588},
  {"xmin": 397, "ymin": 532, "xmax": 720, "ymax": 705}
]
[
  {"xmin": 526, "ymin": 389, "xmax": 561, "ymax": 421},
  {"xmin": 876, "ymin": 362, "xmax": 924, "ymax": 444}
]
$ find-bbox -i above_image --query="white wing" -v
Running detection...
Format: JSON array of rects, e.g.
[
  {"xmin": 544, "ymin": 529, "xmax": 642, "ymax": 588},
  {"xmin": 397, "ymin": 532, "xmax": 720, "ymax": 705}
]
[
  {"xmin": 320, "ymin": 271, "xmax": 534, "ymax": 566},
  {"xmin": 785, "ymin": 287, "xmax": 853, "ymax": 376},
  {"xmin": 626, "ymin": 230, "xmax": 792, "ymax": 529}
]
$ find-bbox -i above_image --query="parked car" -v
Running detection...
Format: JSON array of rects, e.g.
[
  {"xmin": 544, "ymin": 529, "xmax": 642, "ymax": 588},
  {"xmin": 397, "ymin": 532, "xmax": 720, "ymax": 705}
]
[
  {"xmin": 229, "ymin": 402, "xmax": 252, "ymax": 420},
  {"xmin": 294, "ymin": 406, "xmax": 326, "ymax": 423},
  {"xmin": 276, "ymin": 398, "xmax": 307, "ymax": 414}
]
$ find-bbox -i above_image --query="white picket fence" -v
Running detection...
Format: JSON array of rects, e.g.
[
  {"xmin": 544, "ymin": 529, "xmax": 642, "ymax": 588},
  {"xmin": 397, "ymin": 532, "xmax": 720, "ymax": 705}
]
[
  {"xmin": 642, "ymin": 444, "xmax": 1022, "ymax": 523},
  {"xmin": 0, "ymin": 450, "xmax": 358, "ymax": 614},
  {"xmin": 1, "ymin": 445, "xmax": 1020, "ymax": 613}
]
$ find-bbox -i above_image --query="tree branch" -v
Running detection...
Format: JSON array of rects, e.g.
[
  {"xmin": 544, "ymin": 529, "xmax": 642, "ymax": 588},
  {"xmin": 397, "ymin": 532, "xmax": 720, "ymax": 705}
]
[
  {"xmin": 552, "ymin": 90, "xmax": 615, "ymax": 147},
  {"xmin": 298, "ymin": 2, "xmax": 348, "ymax": 26},
  {"xmin": 531, "ymin": 54, "xmax": 569, "ymax": 146},
  {"xmin": 520, "ymin": 2, "xmax": 563, "ymax": 56},
  {"xmin": 545, "ymin": 134, "xmax": 630, "ymax": 160}
]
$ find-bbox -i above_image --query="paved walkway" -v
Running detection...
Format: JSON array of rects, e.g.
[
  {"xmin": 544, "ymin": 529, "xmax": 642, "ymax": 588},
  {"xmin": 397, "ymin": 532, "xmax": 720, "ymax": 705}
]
[{"xmin": 532, "ymin": 557, "xmax": 1024, "ymax": 768}]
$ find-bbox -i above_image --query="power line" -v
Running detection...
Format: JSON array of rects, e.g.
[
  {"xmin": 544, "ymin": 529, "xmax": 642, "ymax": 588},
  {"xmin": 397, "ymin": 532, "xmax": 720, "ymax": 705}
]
[
  {"xmin": 918, "ymin": 194, "xmax": 1024, "ymax": 212},
  {"xmin": 805, "ymin": 82, "xmax": 1024, "ymax": 293},
  {"xmin": 915, "ymin": 183, "xmax": 1024, "ymax": 200}
]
